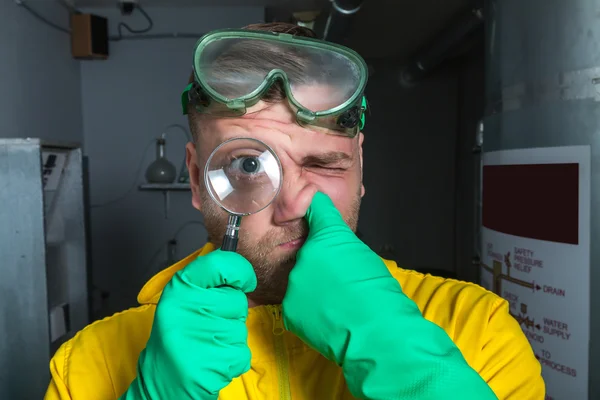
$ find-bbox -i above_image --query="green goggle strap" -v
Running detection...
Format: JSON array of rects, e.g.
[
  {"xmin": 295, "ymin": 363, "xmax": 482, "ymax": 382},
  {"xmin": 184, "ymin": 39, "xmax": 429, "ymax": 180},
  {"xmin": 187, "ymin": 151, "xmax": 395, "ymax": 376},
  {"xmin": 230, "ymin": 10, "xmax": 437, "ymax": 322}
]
[
  {"xmin": 359, "ymin": 96, "xmax": 367, "ymax": 130},
  {"xmin": 180, "ymin": 83, "xmax": 368, "ymax": 130},
  {"xmin": 181, "ymin": 83, "xmax": 193, "ymax": 114}
]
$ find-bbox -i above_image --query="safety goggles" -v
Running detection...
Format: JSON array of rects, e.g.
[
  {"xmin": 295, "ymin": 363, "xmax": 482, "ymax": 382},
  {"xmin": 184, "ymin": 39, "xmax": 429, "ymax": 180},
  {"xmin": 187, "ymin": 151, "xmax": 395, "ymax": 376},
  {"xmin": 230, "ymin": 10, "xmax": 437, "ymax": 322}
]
[{"xmin": 180, "ymin": 29, "xmax": 368, "ymax": 137}]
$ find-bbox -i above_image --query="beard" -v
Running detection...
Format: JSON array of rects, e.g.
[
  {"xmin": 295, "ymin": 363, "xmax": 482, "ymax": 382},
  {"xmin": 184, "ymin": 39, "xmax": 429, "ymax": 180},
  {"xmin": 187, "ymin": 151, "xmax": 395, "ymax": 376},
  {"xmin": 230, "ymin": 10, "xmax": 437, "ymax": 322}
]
[{"xmin": 200, "ymin": 189, "xmax": 362, "ymax": 305}]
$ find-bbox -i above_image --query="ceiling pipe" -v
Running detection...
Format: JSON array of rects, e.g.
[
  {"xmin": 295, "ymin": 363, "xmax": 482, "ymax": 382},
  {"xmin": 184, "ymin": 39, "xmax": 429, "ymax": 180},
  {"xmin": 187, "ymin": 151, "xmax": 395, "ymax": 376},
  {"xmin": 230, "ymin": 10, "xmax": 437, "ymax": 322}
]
[
  {"xmin": 316, "ymin": 0, "xmax": 364, "ymax": 44},
  {"xmin": 399, "ymin": 4, "xmax": 484, "ymax": 87}
]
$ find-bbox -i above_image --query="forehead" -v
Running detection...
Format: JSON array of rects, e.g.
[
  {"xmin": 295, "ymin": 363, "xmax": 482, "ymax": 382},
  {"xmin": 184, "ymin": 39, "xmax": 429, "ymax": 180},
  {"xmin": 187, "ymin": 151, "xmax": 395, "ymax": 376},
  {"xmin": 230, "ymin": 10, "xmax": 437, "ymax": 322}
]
[{"xmin": 197, "ymin": 98, "xmax": 356, "ymax": 160}]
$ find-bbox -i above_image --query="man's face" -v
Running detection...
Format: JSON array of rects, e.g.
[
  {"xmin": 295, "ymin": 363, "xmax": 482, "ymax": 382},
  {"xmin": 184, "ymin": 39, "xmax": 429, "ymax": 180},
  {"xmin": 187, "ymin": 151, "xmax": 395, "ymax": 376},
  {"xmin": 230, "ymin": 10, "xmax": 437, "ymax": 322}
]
[{"xmin": 186, "ymin": 95, "xmax": 365, "ymax": 305}]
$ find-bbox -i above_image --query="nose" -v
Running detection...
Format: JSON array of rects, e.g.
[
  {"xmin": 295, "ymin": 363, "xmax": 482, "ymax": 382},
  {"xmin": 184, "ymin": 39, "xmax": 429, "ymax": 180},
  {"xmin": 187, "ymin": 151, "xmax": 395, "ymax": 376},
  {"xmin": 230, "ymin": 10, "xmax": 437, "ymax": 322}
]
[{"xmin": 271, "ymin": 171, "xmax": 317, "ymax": 226}]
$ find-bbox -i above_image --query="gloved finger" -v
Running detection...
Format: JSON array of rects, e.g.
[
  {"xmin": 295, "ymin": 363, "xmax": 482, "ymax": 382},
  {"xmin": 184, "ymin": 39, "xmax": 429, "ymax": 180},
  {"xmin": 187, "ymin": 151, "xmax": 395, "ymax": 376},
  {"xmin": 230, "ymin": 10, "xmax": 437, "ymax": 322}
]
[
  {"xmin": 304, "ymin": 191, "xmax": 353, "ymax": 237},
  {"xmin": 198, "ymin": 345, "xmax": 252, "ymax": 394},
  {"xmin": 209, "ymin": 319, "xmax": 250, "ymax": 348},
  {"xmin": 191, "ymin": 321, "xmax": 252, "ymax": 390},
  {"xmin": 159, "ymin": 275, "xmax": 250, "ymax": 322},
  {"xmin": 191, "ymin": 286, "xmax": 250, "ymax": 320},
  {"xmin": 181, "ymin": 250, "xmax": 257, "ymax": 293},
  {"xmin": 193, "ymin": 342, "xmax": 252, "ymax": 395},
  {"xmin": 227, "ymin": 344, "xmax": 252, "ymax": 377}
]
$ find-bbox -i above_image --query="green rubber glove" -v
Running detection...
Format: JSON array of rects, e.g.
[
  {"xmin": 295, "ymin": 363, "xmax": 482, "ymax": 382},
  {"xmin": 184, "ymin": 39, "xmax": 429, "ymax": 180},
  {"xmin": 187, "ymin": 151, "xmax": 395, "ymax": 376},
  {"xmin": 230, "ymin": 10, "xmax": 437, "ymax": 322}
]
[
  {"xmin": 282, "ymin": 192, "xmax": 498, "ymax": 400},
  {"xmin": 120, "ymin": 250, "xmax": 257, "ymax": 400}
]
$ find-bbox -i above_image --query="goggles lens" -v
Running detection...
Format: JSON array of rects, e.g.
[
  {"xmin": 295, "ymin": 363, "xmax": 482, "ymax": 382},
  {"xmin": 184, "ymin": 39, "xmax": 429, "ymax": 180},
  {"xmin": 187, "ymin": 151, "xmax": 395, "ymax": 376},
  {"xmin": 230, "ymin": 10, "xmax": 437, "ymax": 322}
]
[
  {"xmin": 198, "ymin": 36, "xmax": 363, "ymax": 113},
  {"xmin": 182, "ymin": 30, "xmax": 369, "ymax": 135}
]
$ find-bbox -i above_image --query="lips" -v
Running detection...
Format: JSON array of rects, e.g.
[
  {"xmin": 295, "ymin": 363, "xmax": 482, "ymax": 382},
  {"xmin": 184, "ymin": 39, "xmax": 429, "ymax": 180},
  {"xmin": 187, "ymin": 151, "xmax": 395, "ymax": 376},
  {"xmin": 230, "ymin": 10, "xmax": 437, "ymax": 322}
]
[{"xmin": 278, "ymin": 236, "xmax": 307, "ymax": 249}]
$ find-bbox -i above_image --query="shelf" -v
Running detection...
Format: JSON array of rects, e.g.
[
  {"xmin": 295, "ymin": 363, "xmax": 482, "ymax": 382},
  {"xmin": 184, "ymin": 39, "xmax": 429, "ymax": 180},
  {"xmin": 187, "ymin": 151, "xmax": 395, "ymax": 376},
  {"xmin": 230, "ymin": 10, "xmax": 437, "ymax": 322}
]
[
  {"xmin": 139, "ymin": 183, "xmax": 191, "ymax": 191},
  {"xmin": 138, "ymin": 183, "xmax": 191, "ymax": 218}
]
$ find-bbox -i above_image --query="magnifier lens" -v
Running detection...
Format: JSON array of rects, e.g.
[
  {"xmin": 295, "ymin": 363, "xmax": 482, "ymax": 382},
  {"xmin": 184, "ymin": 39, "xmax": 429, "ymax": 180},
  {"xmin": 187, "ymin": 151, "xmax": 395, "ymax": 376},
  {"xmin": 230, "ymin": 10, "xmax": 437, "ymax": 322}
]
[{"xmin": 205, "ymin": 138, "xmax": 281, "ymax": 215}]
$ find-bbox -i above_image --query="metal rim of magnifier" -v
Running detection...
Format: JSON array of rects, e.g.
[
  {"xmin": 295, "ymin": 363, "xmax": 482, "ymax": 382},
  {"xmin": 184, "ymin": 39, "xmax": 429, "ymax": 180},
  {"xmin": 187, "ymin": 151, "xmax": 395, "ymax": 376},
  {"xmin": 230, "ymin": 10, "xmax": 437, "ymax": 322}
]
[{"xmin": 203, "ymin": 136, "xmax": 283, "ymax": 216}]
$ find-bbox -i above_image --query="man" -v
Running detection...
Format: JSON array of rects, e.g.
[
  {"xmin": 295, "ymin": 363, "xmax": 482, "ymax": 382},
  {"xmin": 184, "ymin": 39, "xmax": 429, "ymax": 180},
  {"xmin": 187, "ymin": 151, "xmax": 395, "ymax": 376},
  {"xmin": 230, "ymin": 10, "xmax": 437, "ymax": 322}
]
[{"xmin": 45, "ymin": 22, "xmax": 544, "ymax": 399}]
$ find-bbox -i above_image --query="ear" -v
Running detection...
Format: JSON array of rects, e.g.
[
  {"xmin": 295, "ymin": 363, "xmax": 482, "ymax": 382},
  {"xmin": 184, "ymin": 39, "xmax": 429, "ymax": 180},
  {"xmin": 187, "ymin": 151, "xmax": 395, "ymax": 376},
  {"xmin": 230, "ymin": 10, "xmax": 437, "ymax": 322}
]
[
  {"xmin": 358, "ymin": 132, "xmax": 365, "ymax": 197},
  {"xmin": 186, "ymin": 142, "xmax": 203, "ymax": 210}
]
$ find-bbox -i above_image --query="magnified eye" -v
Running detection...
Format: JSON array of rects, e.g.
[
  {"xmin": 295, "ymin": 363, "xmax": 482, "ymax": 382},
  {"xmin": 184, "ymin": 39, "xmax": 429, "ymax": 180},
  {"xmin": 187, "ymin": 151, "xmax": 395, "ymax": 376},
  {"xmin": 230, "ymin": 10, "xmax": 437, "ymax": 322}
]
[{"xmin": 229, "ymin": 156, "xmax": 265, "ymax": 176}]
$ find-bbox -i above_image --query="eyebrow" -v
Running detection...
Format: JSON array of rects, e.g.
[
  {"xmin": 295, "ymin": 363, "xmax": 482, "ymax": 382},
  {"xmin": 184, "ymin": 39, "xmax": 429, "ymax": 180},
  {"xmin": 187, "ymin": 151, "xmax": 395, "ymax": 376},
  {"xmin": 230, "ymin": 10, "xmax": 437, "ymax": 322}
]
[{"xmin": 302, "ymin": 151, "xmax": 353, "ymax": 165}]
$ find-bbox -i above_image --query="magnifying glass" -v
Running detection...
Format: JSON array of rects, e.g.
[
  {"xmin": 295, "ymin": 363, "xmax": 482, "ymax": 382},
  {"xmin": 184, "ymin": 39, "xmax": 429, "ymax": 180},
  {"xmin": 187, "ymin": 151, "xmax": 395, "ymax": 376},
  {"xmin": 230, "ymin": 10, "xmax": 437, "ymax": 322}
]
[{"xmin": 204, "ymin": 137, "xmax": 283, "ymax": 252}]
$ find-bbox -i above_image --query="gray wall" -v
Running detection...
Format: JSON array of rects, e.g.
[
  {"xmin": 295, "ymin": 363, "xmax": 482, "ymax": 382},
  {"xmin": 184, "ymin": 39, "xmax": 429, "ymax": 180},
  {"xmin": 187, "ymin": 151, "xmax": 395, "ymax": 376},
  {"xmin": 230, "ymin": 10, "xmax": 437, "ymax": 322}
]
[
  {"xmin": 80, "ymin": 6, "xmax": 263, "ymax": 317},
  {"xmin": 359, "ymin": 60, "xmax": 458, "ymax": 273},
  {"xmin": 0, "ymin": 0, "xmax": 83, "ymax": 142},
  {"xmin": 454, "ymin": 49, "xmax": 485, "ymax": 284},
  {"xmin": 359, "ymin": 50, "xmax": 484, "ymax": 278}
]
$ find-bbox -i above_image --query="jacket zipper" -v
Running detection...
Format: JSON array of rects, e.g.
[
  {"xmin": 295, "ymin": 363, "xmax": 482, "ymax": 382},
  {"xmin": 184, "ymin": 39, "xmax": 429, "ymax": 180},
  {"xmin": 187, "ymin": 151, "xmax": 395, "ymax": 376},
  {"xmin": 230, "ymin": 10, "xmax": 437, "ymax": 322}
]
[{"xmin": 270, "ymin": 306, "xmax": 292, "ymax": 400}]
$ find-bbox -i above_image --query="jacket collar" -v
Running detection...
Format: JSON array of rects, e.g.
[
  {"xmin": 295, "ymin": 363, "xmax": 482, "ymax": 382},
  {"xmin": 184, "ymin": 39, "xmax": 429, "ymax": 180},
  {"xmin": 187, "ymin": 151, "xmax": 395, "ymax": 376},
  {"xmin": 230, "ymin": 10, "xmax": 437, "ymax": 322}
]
[
  {"xmin": 137, "ymin": 242, "xmax": 216, "ymax": 305},
  {"xmin": 137, "ymin": 242, "xmax": 399, "ymax": 308}
]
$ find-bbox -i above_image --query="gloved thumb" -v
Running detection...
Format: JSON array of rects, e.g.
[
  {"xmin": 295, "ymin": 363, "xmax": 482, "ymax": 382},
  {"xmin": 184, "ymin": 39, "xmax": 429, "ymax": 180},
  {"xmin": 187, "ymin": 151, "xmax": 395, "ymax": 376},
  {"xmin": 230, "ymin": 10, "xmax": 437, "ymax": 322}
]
[
  {"xmin": 305, "ymin": 191, "xmax": 352, "ymax": 238},
  {"xmin": 181, "ymin": 249, "xmax": 257, "ymax": 293}
]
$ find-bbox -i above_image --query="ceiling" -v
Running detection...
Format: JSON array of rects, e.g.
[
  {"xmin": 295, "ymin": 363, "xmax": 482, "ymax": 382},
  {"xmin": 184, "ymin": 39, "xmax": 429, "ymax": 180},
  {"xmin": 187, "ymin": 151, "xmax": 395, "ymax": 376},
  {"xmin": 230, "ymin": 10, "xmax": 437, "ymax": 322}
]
[
  {"xmin": 73, "ymin": 0, "xmax": 475, "ymax": 60},
  {"xmin": 73, "ymin": 0, "xmax": 327, "ymax": 7},
  {"xmin": 344, "ymin": 0, "xmax": 474, "ymax": 60}
]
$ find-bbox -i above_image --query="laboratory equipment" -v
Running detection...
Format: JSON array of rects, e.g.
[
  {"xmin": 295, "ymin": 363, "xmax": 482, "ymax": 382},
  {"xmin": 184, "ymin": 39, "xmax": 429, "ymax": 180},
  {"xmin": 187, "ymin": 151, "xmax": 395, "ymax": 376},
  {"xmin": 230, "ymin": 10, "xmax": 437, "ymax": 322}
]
[
  {"xmin": 0, "ymin": 138, "xmax": 89, "ymax": 399},
  {"xmin": 204, "ymin": 137, "xmax": 282, "ymax": 252},
  {"xmin": 139, "ymin": 124, "xmax": 194, "ymax": 218},
  {"xmin": 181, "ymin": 28, "xmax": 368, "ymax": 137},
  {"xmin": 145, "ymin": 133, "xmax": 176, "ymax": 184}
]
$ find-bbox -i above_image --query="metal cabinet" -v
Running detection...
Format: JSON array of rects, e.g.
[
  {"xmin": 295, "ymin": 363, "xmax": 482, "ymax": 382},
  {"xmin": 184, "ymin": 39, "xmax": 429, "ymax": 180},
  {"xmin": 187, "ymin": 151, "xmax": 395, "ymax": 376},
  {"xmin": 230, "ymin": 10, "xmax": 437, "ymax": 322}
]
[{"xmin": 0, "ymin": 138, "xmax": 89, "ymax": 399}]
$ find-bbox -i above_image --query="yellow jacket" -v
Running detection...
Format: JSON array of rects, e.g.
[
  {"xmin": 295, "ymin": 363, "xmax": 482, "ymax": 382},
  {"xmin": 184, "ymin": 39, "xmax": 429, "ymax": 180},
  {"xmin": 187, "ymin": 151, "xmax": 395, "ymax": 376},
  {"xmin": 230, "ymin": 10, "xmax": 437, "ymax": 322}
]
[{"xmin": 45, "ymin": 243, "xmax": 544, "ymax": 400}]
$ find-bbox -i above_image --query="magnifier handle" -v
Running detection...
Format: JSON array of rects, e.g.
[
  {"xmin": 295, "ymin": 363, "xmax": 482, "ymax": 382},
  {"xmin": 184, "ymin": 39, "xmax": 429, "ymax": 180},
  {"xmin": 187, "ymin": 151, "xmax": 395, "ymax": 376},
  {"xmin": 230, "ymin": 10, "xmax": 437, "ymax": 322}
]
[
  {"xmin": 221, "ymin": 214, "xmax": 242, "ymax": 252},
  {"xmin": 221, "ymin": 234, "xmax": 239, "ymax": 252}
]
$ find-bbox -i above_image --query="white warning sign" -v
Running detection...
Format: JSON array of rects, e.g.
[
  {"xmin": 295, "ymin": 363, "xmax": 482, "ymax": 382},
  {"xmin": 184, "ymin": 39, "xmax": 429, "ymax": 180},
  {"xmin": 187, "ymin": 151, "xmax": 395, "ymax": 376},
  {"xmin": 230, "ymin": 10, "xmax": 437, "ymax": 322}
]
[{"xmin": 480, "ymin": 146, "xmax": 590, "ymax": 400}]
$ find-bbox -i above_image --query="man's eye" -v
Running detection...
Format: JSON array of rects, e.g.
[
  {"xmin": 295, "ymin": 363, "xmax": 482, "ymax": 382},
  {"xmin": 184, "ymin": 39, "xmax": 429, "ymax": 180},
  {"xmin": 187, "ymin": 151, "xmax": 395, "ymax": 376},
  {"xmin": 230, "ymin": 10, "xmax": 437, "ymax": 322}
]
[
  {"xmin": 229, "ymin": 156, "xmax": 264, "ymax": 176},
  {"xmin": 316, "ymin": 164, "xmax": 343, "ymax": 171},
  {"xmin": 310, "ymin": 164, "xmax": 345, "ymax": 171}
]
